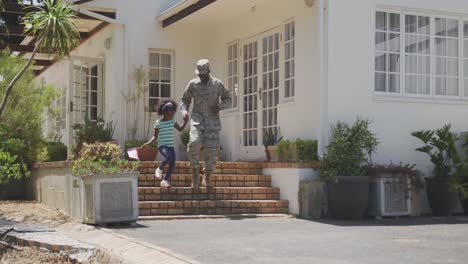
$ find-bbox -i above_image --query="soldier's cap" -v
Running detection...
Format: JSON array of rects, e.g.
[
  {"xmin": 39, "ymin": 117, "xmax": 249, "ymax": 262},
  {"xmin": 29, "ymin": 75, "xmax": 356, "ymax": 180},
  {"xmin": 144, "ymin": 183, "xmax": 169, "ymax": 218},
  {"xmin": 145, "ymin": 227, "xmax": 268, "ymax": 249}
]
[{"xmin": 195, "ymin": 59, "xmax": 210, "ymax": 75}]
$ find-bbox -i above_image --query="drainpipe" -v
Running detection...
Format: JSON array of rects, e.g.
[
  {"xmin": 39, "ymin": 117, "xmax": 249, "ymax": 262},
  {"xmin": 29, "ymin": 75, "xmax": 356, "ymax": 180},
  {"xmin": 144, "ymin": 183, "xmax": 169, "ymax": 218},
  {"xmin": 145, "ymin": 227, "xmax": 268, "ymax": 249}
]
[{"xmin": 317, "ymin": 0, "xmax": 328, "ymax": 157}]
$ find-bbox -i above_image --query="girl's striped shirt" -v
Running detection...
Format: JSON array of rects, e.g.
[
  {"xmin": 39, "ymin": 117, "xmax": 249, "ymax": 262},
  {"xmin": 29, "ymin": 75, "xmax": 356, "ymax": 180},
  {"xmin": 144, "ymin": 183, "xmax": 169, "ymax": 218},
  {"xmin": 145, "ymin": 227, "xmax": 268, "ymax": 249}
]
[{"xmin": 155, "ymin": 119, "xmax": 176, "ymax": 147}]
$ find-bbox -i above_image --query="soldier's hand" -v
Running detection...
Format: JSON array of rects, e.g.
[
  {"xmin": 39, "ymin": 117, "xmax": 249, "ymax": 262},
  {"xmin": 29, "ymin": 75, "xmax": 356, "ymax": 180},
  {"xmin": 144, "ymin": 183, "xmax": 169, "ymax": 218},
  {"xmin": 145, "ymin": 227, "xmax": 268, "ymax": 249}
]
[
  {"xmin": 182, "ymin": 111, "xmax": 189, "ymax": 120},
  {"xmin": 183, "ymin": 115, "xmax": 189, "ymax": 123},
  {"xmin": 210, "ymin": 105, "xmax": 220, "ymax": 114}
]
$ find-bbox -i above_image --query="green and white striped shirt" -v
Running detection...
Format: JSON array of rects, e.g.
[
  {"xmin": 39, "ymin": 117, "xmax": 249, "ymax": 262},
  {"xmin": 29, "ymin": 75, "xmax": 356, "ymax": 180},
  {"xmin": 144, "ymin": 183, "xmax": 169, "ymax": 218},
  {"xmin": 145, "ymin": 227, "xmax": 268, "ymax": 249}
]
[{"xmin": 155, "ymin": 119, "xmax": 176, "ymax": 147}]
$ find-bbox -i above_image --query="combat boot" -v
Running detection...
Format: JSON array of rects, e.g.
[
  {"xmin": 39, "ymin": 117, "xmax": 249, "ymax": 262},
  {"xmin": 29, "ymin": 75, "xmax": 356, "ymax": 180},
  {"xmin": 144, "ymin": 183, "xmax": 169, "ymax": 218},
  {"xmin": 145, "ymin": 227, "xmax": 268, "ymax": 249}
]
[{"xmin": 191, "ymin": 168, "xmax": 200, "ymax": 189}]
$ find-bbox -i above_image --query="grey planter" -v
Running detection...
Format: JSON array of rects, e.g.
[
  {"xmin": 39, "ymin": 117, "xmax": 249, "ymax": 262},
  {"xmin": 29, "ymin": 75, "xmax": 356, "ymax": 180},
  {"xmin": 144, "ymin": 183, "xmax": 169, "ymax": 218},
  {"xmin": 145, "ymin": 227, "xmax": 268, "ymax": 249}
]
[
  {"xmin": 327, "ymin": 176, "xmax": 370, "ymax": 219},
  {"xmin": 80, "ymin": 172, "xmax": 139, "ymax": 224}
]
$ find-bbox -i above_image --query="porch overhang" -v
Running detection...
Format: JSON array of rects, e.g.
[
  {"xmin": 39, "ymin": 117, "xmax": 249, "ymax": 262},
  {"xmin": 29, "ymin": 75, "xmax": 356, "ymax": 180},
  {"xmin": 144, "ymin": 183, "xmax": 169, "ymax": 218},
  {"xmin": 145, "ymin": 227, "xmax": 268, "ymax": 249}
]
[
  {"xmin": 157, "ymin": 0, "xmax": 217, "ymax": 28},
  {"xmin": 0, "ymin": 0, "xmax": 115, "ymax": 76}
]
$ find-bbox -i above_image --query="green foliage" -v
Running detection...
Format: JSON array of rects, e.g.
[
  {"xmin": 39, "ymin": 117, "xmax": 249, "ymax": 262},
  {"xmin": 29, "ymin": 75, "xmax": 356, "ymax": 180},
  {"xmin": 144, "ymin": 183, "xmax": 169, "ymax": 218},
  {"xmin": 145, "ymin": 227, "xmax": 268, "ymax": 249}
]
[
  {"xmin": 43, "ymin": 141, "xmax": 68, "ymax": 162},
  {"xmin": 0, "ymin": 52, "xmax": 58, "ymax": 166},
  {"xmin": 411, "ymin": 125, "xmax": 461, "ymax": 178},
  {"xmin": 0, "ymin": 151, "xmax": 29, "ymax": 185},
  {"xmin": 125, "ymin": 140, "xmax": 157, "ymax": 149},
  {"xmin": 72, "ymin": 143, "xmax": 139, "ymax": 176},
  {"xmin": 276, "ymin": 140, "xmax": 293, "ymax": 162},
  {"xmin": 73, "ymin": 116, "xmax": 115, "ymax": 155},
  {"xmin": 263, "ymin": 129, "xmax": 283, "ymax": 148},
  {"xmin": 180, "ymin": 130, "xmax": 190, "ymax": 147},
  {"xmin": 366, "ymin": 163, "xmax": 425, "ymax": 194},
  {"xmin": 23, "ymin": 0, "xmax": 80, "ymax": 60},
  {"xmin": 295, "ymin": 139, "xmax": 319, "ymax": 162},
  {"xmin": 320, "ymin": 117, "xmax": 379, "ymax": 182}
]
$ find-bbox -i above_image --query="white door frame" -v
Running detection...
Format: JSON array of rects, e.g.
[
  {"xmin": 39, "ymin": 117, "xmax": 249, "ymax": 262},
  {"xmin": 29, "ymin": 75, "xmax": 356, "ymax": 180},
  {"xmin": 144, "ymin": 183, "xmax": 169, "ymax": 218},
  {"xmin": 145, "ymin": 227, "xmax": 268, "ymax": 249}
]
[
  {"xmin": 239, "ymin": 27, "xmax": 283, "ymax": 160},
  {"xmin": 67, "ymin": 56, "xmax": 104, "ymax": 157}
]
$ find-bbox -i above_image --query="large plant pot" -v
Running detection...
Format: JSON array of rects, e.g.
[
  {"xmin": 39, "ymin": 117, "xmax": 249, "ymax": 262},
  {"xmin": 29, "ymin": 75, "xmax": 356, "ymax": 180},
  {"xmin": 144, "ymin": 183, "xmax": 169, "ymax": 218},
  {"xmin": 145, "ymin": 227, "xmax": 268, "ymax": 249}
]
[
  {"xmin": 327, "ymin": 176, "xmax": 370, "ymax": 219},
  {"xmin": 425, "ymin": 177, "xmax": 460, "ymax": 216},
  {"xmin": 80, "ymin": 172, "xmax": 139, "ymax": 224},
  {"xmin": 267, "ymin": 146, "xmax": 278, "ymax": 162},
  {"xmin": 137, "ymin": 147, "xmax": 158, "ymax": 161}
]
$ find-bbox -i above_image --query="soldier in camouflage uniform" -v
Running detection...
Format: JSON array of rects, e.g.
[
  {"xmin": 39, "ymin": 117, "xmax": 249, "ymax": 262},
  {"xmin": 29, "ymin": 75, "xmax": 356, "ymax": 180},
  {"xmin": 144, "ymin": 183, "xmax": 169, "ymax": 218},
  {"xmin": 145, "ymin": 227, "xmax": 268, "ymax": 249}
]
[{"xmin": 180, "ymin": 59, "xmax": 231, "ymax": 189}]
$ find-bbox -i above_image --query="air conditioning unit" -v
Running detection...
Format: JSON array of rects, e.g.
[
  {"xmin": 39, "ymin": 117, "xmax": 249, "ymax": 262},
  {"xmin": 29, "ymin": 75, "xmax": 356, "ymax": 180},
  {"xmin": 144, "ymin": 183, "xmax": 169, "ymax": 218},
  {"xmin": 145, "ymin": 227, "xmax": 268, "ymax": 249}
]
[{"xmin": 368, "ymin": 177, "xmax": 411, "ymax": 217}]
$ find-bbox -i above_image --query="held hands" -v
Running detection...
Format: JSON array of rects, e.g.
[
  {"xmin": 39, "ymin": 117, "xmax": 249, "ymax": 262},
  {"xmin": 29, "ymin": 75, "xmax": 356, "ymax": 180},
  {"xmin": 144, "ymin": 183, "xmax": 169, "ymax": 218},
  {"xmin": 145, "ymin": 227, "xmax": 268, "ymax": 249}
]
[{"xmin": 183, "ymin": 114, "xmax": 189, "ymax": 123}]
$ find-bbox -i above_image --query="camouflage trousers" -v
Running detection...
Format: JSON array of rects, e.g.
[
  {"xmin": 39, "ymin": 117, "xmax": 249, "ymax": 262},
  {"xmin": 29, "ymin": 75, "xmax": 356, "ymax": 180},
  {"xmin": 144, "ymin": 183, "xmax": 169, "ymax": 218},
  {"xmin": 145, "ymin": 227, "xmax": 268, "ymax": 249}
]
[{"xmin": 187, "ymin": 125, "xmax": 220, "ymax": 172}]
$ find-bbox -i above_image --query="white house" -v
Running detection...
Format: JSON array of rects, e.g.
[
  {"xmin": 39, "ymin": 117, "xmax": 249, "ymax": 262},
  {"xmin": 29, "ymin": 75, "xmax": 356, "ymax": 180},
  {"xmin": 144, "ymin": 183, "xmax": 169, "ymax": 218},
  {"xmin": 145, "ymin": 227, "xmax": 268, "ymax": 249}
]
[{"xmin": 34, "ymin": 0, "xmax": 468, "ymax": 174}]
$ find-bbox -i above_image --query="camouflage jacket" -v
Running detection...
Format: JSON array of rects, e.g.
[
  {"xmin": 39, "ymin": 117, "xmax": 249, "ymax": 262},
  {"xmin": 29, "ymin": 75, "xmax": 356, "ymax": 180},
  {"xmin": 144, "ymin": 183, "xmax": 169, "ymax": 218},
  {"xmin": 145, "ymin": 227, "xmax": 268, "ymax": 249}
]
[{"xmin": 180, "ymin": 76, "xmax": 231, "ymax": 131}]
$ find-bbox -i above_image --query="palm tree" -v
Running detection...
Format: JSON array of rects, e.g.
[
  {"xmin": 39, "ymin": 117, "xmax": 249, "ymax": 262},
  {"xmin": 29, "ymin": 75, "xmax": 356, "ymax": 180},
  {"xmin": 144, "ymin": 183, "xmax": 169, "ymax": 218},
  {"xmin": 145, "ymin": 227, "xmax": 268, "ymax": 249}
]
[{"xmin": 0, "ymin": 0, "xmax": 80, "ymax": 118}]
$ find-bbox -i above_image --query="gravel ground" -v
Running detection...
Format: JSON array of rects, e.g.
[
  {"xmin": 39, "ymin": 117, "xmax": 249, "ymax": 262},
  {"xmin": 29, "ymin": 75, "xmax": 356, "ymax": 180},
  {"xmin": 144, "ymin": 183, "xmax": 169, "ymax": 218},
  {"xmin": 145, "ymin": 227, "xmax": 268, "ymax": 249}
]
[
  {"xmin": 0, "ymin": 201, "xmax": 70, "ymax": 224},
  {"xmin": 0, "ymin": 245, "xmax": 78, "ymax": 264}
]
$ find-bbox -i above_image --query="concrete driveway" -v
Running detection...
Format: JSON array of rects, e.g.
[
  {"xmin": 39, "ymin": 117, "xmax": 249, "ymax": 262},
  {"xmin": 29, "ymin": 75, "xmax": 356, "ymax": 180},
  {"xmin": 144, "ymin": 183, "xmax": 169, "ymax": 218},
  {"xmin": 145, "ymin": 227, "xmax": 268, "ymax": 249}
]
[{"xmin": 113, "ymin": 216, "xmax": 468, "ymax": 264}]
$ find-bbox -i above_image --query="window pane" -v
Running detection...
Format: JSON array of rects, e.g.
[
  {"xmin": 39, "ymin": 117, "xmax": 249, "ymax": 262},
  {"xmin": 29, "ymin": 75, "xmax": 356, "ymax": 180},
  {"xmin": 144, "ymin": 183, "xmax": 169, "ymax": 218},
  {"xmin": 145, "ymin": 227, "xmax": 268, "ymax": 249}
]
[
  {"xmin": 418, "ymin": 56, "xmax": 430, "ymax": 74},
  {"xmin": 149, "ymin": 69, "xmax": 159, "ymax": 82},
  {"xmin": 388, "ymin": 54, "xmax": 400, "ymax": 72},
  {"xmin": 436, "ymin": 58, "xmax": 446, "ymax": 75},
  {"xmin": 375, "ymin": 53, "xmax": 386, "ymax": 71},
  {"xmin": 389, "ymin": 13, "xmax": 400, "ymax": 32},
  {"xmin": 405, "ymin": 35, "xmax": 417, "ymax": 53},
  {"xmin": 405, "ymin": 15, "xmax": 417, "ymax": 33},
  {"xmin": 447, "ymin": 78, "xmax": 459, "ymax": 96},
  {"xmin": 447, "ymin": 39, "xmax": 459, "ymax": 57},
  {"xmin": 375, "ymin": 72, "xmax": 386, "ymax": 92},
  {"xmin": 389, "ymin": 74, "xmax": 400, "ymax": 93},
  {"xmin": 376, "ymin": 12, "xmax": 387, "ymax": 31},
  {"xmin": 389, "ymin": 33, "xmax": 400, "ymax": 52},
  {"xmin": 435, "ymin": 38, "xmax": 446, "ymax": 56},
  {"xmin": 376, "ymin": 32, "xmax": 387, "ymax": 51},
  {"xmin": 405, "ymin": 75, "xmax": 417, "ymax": 94},
  {"xmin": 464, "ymin": 78, "xmax": 468, "ymax": 97},
  {"xmin": 406, "ymin": 55, "xmax": 417, "ymax": 74},
  {"xmin": 435, "ymin": 18, "xmax": 447, "ymax": 36},
  {"xmin": 161, "ymin": 83, "xmax": 171, "ymax": 97},
  {"xmin": 435, "ymin": 77, "xmax": 446, "ymax": 95},
  {"xmin": 446, "ymin": 19, "xmax": 459, "ymax": 38},
  {"xmin": 464, "ymin": 60, "xmax": 468, "ymax": 77},
  {"xmin": 446, "ymin": 58, "xmax": 458, "ymax": 76},
  {"xmin": 160, "ymin": 69, "xmax": 171, "ymax": 82},
  {"xmin": 417, "ymin": 76, "xmax": 430, "ymax": 95},
  {"xmin": 149, "ymin": 53, "xmax": 159, "ymax": 67},
  {"xmin": 161, "ymin": 54, "xmax": 171, "ymax": 68},
  {"xmin": 464, "ymin": 21, "xmax": 468, "ymax": 38},
  {"xmin": 285, "ymin": 42, "xmax": 290, "ymax": 59},
  {"xmin": 149, "ymin": 83, "xmax": 159, "ymax": 97},
  {"xmin": 464, "ymin": 40, "xmax": 468, "ymax": 58},
  {"xmin": 418, "ymin": 36, "xmax": 430, "ymax": 54},
  {"xmin": 418, "ymin": 16, "xmax": 430, "ymax": 35}
]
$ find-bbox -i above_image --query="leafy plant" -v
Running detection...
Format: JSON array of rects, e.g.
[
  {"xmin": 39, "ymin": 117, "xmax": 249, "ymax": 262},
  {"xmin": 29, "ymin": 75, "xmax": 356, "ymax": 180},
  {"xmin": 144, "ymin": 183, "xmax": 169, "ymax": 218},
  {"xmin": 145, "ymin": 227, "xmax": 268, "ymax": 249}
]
[
  {"xmin": 366, "ymin": 163, "xmax": 425, "ymax": 194},
  {"xmin": 295, "ymin": 139, "xmax": 318, "ymax": 162},
  {"xmin": 276, "ymin": 140, "xmax": 293, "ymax": 162},
  {"xmin": 0, "ymin": 0, "xmax": 80, "ymax": 117},
  {"xmin": 0, "ymin": 151, "xmax": 29, "ymax": 185},
  {"xmin": 320, "ymin": 117, "xmax": 379, "ymax": 182},
  {"xmin": 44, "ymin": 141, "xmax": 68, "ymax": 162},
  {"xmin": 72, "ymin": 143, "xmax": 139, "ymax": 176},
  {"xmin": 411, "ymin": 125, "xmax": 461, "ymax": 179},
  {"xmin": 73, "ymin": 116, "xmax": 115, "ymax": 155},
  {"xmin": 263, "ymin": 128, "xmax": 283, "ymax": 148},
  {"xmin": 180, "ymin": 129, "xmax": 190, "ymax": 147}
]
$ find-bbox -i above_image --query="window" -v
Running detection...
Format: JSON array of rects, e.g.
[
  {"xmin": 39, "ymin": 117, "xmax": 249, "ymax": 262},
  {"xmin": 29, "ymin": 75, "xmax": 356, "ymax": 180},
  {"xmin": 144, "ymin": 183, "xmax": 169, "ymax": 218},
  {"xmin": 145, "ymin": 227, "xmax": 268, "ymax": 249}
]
[
  {"xmin": 227, "ymin": 42, "xmax": 239, "ymax": 109},
  {"xmin": 149, "ymin": 51, "xmax": 173, "ymax": 111},
  {"xmin": 284, "ymin": 21, "xmax": 295, "ymax": 98},
  {"xmin": 464, "ymin": 20, "xmax": 468, "ymax": 97},
  {"xmin": 375, "ymin": 10, "xmax": 468, "ymax": 100}
]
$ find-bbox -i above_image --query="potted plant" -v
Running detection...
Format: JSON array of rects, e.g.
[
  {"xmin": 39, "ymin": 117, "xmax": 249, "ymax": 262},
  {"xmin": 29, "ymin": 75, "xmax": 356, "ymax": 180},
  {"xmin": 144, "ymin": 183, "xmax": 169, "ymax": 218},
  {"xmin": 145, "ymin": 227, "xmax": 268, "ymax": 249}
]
[
  {"xmin": 366, "ymin": 163, "xmax": 424, "ymax": 217},
  {"xmin": 124, "ymin": 140, "xmax": 158, "ymax": 161},
  {"xmin": 263, "ymin": 129, "xmax": 283, "ymax": 162},
  {"xmin": 320, "ymin": 117, "xmax": 378, "ymax": 219},
  {"xmin": 72, "ymin": 143, "xmax": 139, "ymax": 224},
  {"xmin": 276, "ymin": 140, "xmax": 297, "ymax": 162},
  {"xmin": 295, "ymin": 139, "xmax": 319, "ymax": 162},
  {"xmin": 412, "ymin": 125, "xmax": 464, "ymax": 216},
  {"xmin": 72, "ymin": 116, "xmax": 116, "ymax": 156}
]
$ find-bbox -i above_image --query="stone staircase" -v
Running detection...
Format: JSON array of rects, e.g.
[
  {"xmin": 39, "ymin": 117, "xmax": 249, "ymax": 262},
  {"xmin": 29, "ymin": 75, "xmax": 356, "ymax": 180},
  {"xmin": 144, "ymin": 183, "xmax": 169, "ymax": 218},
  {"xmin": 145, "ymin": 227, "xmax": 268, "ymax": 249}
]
[{"xmin": 137, "ymin": 162, "xmax": 289, "ymax": 216}]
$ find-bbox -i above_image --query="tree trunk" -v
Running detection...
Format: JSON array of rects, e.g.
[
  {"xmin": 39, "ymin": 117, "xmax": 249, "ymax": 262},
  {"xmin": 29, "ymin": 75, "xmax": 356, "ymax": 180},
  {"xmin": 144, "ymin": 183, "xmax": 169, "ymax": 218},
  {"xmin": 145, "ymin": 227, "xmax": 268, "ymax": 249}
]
[{"xmin": 0, "ymin": 26, "xmax": 50, "ymax": 118}]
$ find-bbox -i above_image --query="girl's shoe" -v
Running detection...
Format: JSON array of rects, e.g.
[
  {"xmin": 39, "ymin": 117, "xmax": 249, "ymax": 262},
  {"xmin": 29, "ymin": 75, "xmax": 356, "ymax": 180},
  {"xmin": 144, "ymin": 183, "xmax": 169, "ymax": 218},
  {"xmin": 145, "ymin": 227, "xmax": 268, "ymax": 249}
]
[
  {"xmin": 155, "ymin": 167, "xmax": 163, "ymax": 180},
  {"xmin": 161, "ymin": 180, "xmax": 172, "ymax": 189}
]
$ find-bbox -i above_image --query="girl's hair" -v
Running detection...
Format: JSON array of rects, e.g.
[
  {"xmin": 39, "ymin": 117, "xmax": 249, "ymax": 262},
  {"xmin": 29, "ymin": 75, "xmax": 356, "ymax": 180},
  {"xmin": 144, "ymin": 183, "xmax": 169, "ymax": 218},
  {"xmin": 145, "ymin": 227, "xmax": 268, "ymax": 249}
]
[{"xmin": 156, "ymin": 99, "xmax": 178, "ymax": 116}]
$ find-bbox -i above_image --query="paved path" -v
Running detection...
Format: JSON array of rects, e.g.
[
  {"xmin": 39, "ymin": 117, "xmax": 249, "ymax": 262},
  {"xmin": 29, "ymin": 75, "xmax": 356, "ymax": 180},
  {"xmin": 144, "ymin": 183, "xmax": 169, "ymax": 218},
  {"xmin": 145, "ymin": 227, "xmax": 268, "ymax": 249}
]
[{"xmin": 113, "ymin": 217, "xmax": 468, "ymax": 264}]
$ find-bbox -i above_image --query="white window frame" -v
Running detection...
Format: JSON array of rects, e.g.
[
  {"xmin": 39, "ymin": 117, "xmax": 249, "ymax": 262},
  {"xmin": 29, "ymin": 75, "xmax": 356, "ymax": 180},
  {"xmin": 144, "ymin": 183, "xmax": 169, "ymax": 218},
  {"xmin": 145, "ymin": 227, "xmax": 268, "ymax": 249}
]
[
  {"xmin": 283, "ymin": 19, "xmax": 295, "ymax": 101},
  {"xmin": 148, "ymin": 49, "xmax": 175, "ymax": 112},
  {"xmin": 375, "ymin": 8, "xmax": 468, "ymax": 102},
  {"xmin": 226, "ymin": 40, "xmax": 240, "ymax": 110}
]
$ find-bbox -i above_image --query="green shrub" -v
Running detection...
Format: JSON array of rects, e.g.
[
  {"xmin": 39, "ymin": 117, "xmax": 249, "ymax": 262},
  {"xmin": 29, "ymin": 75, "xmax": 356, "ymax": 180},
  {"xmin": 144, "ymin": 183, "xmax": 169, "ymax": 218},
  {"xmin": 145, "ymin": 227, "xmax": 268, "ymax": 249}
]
[
  {"xmin": 0, "ymin": 151, "xmax": 29, "ymax": 184},
  {"xmin": 45, "ymin": 141, "xmax": 68, "ymax": 162},
  {"xmin": 73, "ymin": 116, "xmax": 116, "ymax": 155},
  {"xmin": 320, "ymin": 118, "xmax": 378, "ymax": 182},
  {"xmin": 263, "ymin": 128, "xmax": 282, "ymax": 148},
  {"xmin": 295, "ymin": 139, "xmax": 318, "ymax": 162},
  {"xmin": 276, "ymin": 140, "xmax": 292, "ymax": 162},
  {"xmin": 72, "ymin": 143, "xmax": 138, "ymax": 176},
  {"xmin": 180, "ymin": 129, "xmax": 190, "ymax": 147}
]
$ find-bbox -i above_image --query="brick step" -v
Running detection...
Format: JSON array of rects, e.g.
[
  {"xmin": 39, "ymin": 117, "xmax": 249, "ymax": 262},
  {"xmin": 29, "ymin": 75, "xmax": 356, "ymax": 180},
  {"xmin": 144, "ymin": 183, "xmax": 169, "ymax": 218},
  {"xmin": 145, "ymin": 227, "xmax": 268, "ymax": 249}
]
[
  {"xmin": 139, "ymin": 161, "xmax": 264, "ymax": 169},
  {"xmin": 138, "ymin": 187, "xmax": 280, "ymax": 201},
  {"xmin": 138, "ymin": 174, "xmax": 272, "ymax": 187},
  {"xmin": 138, "ymin": 200, "xmax": 289, "ymax": 216},
  {"xmin": 138, "ymin": 166, "xmax": 263, "ymax": 175}
]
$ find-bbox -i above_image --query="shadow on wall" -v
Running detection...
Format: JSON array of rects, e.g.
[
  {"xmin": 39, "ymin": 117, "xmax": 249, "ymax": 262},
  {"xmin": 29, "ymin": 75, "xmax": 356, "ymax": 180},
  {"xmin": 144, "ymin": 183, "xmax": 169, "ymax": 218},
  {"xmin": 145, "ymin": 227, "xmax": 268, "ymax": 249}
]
[{"xmin": 0, "ymin": 178, "xmax": 29, "ymax": 200}]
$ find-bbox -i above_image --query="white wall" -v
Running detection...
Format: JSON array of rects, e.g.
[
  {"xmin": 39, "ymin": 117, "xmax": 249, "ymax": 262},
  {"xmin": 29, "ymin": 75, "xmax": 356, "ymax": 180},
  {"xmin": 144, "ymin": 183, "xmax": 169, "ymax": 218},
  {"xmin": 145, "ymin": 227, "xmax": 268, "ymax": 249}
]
[{"xmin": 325, "ymin": 0, "xmax": 468, "ymax": 174}]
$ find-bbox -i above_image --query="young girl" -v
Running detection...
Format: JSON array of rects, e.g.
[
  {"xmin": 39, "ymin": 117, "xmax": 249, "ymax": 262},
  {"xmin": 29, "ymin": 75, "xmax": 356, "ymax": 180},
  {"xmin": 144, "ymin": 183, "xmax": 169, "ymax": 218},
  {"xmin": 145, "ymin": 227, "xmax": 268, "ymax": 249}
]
[{"xmin": 142, "ymin": 99, "xmax": 188, "ymax": 188}]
